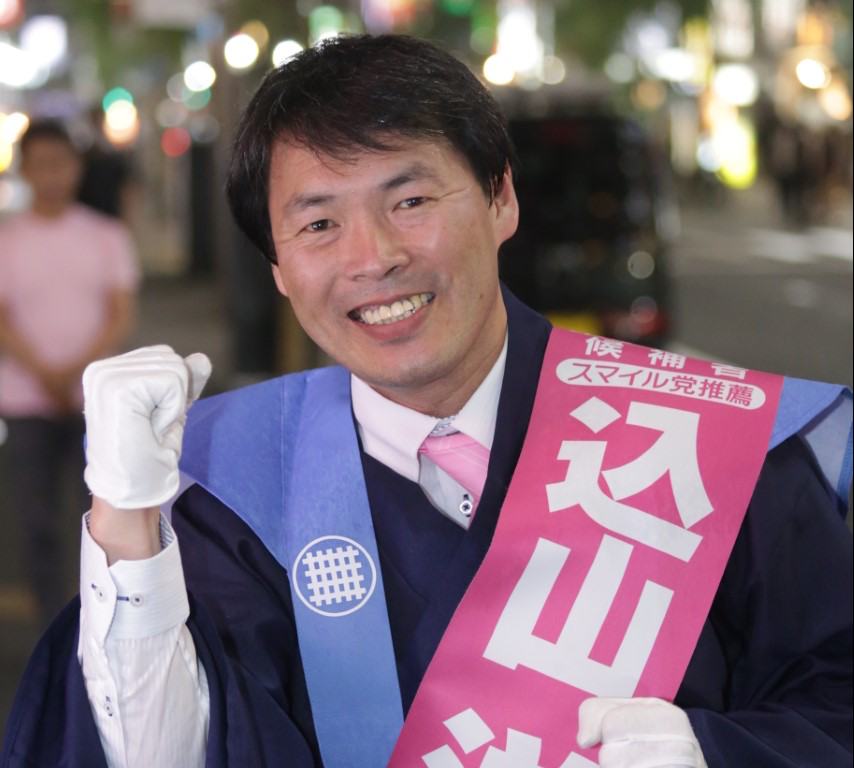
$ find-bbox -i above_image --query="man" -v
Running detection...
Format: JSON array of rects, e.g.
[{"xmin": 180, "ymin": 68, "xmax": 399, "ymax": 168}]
[
  {"xmin": 0, "ymin": 120, "xmax": 139, "ymax": 628},
  {"xmin": 2, "ymin": 36, "xmax": 851, "ymax": 768}
]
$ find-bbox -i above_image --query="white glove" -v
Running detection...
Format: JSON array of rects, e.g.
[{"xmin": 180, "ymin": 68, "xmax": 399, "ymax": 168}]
[
  {"xmin": 577, "ymin": 697, "xmax": 708, "ymax": 768},
  {"xmin": 82, "ymin": 345, "xmax": 211, "ymax": 509}
]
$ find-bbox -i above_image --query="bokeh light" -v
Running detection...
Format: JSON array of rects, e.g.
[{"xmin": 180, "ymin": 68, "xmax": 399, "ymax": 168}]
[
  {"xmin": 0, "ymin": 111, "xmax": 29, "ymax": 143},
  {"xmin": 496, "ymin": 5, "xmax": 540, "ymax": 78},
  {"xmin": 696, "ymin": 137, "xmax": 720, "ymax": 172},
  {"xmin": 441, "ymin": 0, "xmax": 474, "ymax": 16},
  {"xmin": 627, "ymin": 251, "xmax": 655, "ymax": 280},
  {"xmin": 102, "ymin": 87, "xmax": 133, "ymax": 111},
  {"xmin": 19, "ymin": 15, "xmax": 66, "ymax": 71},
  {"xmin": 631, "ymin": 79, "xmax": 667, "ymax": 111},
  {"xmin": 483, "ymin": 54, "xmax": 514, "ymax": 86},
  {"xmin": 309, "ymin": 6, "xmax": 344, "ymax": 44},
  {"xmin": 104, "ymin": 101, "xmax": 136, "ymax": 132},
  {"xmin": 167, "ymin": 73, "xmax": 186, "ymax": 101},
  {"xmin": 104, "ymin": 100, "xmax": 139, "ymax": 145},
  {"xmin": 0, "ymin": 139, "xmax": 13, "ymax": 173},
  {"xmin": 712, "ymin": 64, "xmax": 759, "ymax": 107},
  {"xmin": 648, "ymin": 48, "xmax": 697, "ymax": 83},
  {"xmin": 161, "ymin": 126, "xmax": 192, "ymax": 158},
  {"xmin": 795, "ymin": 58, "xmax": 831, "ymax": 90},
  {"xmin": 541, "ymin": 55, "xmax": 566, "ymax": 85},
  {"xmin": 183, "ymin": 88, "xmax": 211, "ymax": 111},
  {"xmin": 470, "ymin": 24, "xmax": 494, "ymax": 56},
  {"xmin": 818, "ymin": 80, "xmax": 853, "ymax": 121},
  {"xmin": 604, "ymin": 53, "xmax": 635, "ymax": 84},
  {"xmin": 0, "ymin": 42, "xmax": 41, "ymax": 88},
  {"xmin": 241, "ymin": 20, "xmax": 270, "ymax": 50},
  {"xmin": 715, "ymin": 117, "xmax": 756, "ymax": 189},
  {"xmin": 224, "ymin": 33, "xmax": 259, "ymax": 70},
  {"xmin": 184, "ymin": 61, "xmax": 216, "ymax": 92},
  {"xmin": 272, "ymin": 39, "xmax": 304, "ymax": 67},
  {"xmin": 155, "ymin": 99, "xmax": 187, "ymax": 128}
]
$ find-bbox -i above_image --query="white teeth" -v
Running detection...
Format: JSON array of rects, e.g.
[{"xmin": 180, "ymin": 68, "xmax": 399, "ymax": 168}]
[{"xmin": 356, "ymin": 293, "xmax": 434, "ymax": 325}]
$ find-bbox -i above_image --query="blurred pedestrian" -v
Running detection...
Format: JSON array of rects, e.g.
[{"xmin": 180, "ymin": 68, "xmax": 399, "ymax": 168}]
[
  {"xmin": 768, "ymin": 118, "xmax": 809, "ymax": 227},
  {"xmin": 0, "ymin": 119, "xmax": 140, "ymax": 628}
]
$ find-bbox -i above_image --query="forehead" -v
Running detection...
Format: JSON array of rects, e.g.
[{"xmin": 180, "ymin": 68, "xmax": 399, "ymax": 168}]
[
  {"xmin": 22, "ymin": 137, "xmax": 79, "ymax": 162},
  {"xmin": 268, "ymin": 136, "xmax": 474, "ymax": 192}
]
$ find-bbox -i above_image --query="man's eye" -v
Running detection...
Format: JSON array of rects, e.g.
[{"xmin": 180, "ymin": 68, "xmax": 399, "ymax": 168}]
[
  {"xmin": 398, "ymin": 197, "xmax": 427, "ymax": 210},
  {"xmin": 306, "ymin": 219, "xmax": 334, "ymax": 232}
]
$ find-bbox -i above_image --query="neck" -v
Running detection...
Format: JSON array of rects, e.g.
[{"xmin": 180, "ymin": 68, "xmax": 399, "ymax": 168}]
[
  {"xmin": 31, "ymin": 199, "xmax": 73, "ymax": 218},
  {"xmin": 377, "ymin": 324, "xmax": 507, "ymax": 418}
]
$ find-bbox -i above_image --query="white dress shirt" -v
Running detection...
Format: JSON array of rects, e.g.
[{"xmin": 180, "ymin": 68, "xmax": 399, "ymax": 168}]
[
  {"xmin": 78, "ymin": 338, "xmax": 507, "ymax": 767},
  {"xmin": 352, "ymin": 333, "xmax": 506, "ymax": 527},
  {"xmin": 79, "ymin": 514, "xmax": 207, "ymax": 768}
]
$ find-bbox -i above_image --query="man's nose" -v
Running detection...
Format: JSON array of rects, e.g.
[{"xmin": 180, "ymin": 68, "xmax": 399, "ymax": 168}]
[{"xmin": 344, "ymin": 213, "xmax": 409, "ymax": 280}]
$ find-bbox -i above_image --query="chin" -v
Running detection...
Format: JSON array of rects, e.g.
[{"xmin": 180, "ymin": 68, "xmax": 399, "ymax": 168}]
[{"xmin": 368, "ymin": 356, "xmax": 454, "ymax": 395}]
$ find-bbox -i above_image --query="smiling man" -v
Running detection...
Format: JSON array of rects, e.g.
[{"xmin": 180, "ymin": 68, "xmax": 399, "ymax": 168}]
[
  {"xmin": 266, "ymin": 139, "xmax": 514, "ymax": 416},
  {"xmin": 3, "ymin": 35, "xmax": 852, "ymax": 768}
]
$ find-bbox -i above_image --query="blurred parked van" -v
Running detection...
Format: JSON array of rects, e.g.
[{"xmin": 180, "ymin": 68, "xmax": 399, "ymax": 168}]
[{"xmin": 500, "ymin": 110, "xmax": 679, "ymax": 347}]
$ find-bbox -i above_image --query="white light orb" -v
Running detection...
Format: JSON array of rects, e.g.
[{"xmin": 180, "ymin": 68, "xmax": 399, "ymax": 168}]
[
  {"xmin": 184, "ymin": 61, "xmax": 216, "ymax": 92},
  {"xmin": 224, "ymin": 33, "xmax": 259, "ymax": 71}
]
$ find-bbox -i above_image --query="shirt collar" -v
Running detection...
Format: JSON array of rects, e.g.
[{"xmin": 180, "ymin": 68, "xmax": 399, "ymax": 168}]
[{"xmin": 351, "ymin": 333, "xmax": 508, "ymax": 482}]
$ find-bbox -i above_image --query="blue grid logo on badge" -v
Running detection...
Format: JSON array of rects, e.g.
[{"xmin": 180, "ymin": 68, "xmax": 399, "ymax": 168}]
[{"xmin": 292, "ymin": 535, "xmax": 378, "ymax": 617}]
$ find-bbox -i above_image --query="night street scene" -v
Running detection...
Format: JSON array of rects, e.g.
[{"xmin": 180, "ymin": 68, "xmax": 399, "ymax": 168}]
[{"xmin": 1, "ymin": 0, "xmax": 851, "ymax": 762}]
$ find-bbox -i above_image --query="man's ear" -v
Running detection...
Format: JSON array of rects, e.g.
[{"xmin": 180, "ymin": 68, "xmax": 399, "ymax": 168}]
[
  {"xmin": 492, "ymin": 163, "xmax": 519, "ymax": 246},
  {"xmin": 271, "ymin": 263, "xmax": 289, "ymax": 298}
]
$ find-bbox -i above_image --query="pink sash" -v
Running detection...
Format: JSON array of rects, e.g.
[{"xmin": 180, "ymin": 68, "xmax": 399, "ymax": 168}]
[{"xmin": 389, "ymin": 329, "xmax": 783, "ymax": 767}]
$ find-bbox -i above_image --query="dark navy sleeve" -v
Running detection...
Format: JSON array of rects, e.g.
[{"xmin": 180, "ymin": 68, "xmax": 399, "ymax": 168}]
[
  {"xmin": 0, "ymin": 599, "xmax": 109, "ymax": 768},
  {"xmin": 172, "ymin": 483, "xmax": 322, "ymax": 767},
  {"xmin": 1, "ymin": 485, "xmax": 322, "ymax": 768},
  {"xmin": 677, "ymin": 435, "xmax": 853, "ymax": 767}
]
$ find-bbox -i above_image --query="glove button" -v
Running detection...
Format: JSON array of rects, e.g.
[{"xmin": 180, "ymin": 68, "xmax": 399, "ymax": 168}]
[{"xmin": 129, "ymin": 593, "xmax": 144, "ymax": 607}]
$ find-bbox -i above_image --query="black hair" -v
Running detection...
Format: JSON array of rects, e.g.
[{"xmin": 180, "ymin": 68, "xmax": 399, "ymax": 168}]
[
  {"xmin": 20, "ymin": 119, "xmax": 76, "ymax": 157},
  {"xmin": 226, "ymin": 34, "xmax": 516, "ymax": 263}
]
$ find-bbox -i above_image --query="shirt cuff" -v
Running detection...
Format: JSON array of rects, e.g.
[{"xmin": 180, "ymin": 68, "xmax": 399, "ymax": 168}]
[{"xmin": 80, "ymin": 512, "xmax": 190, "ymax": 644}]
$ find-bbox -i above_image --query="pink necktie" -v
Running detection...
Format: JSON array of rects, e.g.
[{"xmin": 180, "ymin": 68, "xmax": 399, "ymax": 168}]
[{"xmin": 418, "ymin": 432, "xmax": 490, "ymax": 516}]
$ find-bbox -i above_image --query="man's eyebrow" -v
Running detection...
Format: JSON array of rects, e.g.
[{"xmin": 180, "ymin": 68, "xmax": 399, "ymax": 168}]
[
  {"xmin": 381, "ymin": 162, "xmax": 437, "ymax": 191},
  {"xmin": 286, "ymin": 192, "xmax": 335, "ymax": 213},
  {"xmin": 283, "ymin": 162, "xmax": 438, "ymax": 214}
]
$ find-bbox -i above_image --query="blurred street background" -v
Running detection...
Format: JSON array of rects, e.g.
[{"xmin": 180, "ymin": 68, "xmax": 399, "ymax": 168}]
[{"xmin": 1, "ymin": 0, "xmax": 852, "ymax": 736}]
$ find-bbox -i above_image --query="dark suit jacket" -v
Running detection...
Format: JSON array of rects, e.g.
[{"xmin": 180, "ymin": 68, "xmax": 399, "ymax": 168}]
[{"xmin": 3, "ymin": 290, "xmax": 852, "ymax": 767}]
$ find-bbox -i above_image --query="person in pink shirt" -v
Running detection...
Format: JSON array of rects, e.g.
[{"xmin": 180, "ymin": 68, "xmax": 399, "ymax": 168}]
[{"xmin": 0, "ymin": 119, "xmax": 140, "ymax": 627}]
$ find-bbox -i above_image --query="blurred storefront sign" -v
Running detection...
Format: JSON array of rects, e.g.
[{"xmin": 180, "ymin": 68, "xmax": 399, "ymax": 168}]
[
  {"xmin": 712, "ymin": 0, "xmax": 754, "ymax": 59},
  {"xmin": 762, "ymin": 0, "xmax": 806, "ymax": 51},
  {"xmin": 131, "ymin": 0, "xmax": 213, "ymax": 29}
]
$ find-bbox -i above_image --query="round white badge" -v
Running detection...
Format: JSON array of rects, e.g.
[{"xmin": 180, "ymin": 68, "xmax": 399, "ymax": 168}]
[{"xmin": 292, "ymin": 535, "xmax": 378, "ymax": 617}]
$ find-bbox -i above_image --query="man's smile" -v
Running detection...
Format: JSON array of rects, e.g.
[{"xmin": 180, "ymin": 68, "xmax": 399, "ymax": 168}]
[{"xmin": 349, "ymin": 292, "xmax": 435, "ymax": 325}]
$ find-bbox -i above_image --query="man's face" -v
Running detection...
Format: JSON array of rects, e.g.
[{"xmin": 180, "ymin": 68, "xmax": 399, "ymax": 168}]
[
  {"xmin": 268, "ymin": 138, "xmax": 519, "ymax": 416},
  {"xmin": 21, "ymin": 137, "xmax": 82, "ymax": 211}
]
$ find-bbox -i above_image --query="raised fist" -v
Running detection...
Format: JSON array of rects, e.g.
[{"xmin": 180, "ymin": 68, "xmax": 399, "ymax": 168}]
[{"xmin": 82, "ymin": 345, "xmax": 211, "ymax": 509}]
